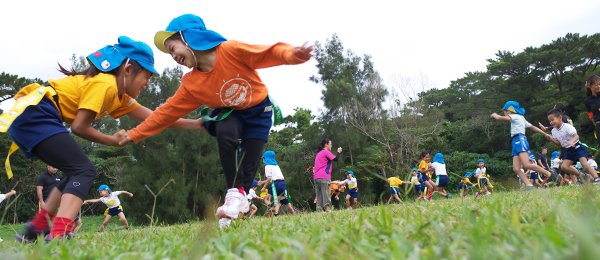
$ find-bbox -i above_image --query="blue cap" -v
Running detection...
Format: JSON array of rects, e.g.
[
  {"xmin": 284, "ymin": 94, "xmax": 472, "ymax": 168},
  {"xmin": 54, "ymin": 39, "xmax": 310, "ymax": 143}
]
[
  {"xmin": 412, "ymin": 168, "xmax": 418, "ymax": 172},
  {"xmin": 347, "ymin": 171, "xmax": 355, "ymax": 178},
  {"xmin": 252, "ymin": 180, "xmax": 259, "ymax": 187},
  {"xmin": 262, "ymin": 151, "xmax": 278, "ymax": 166},
  {"xmin": 433, "ymin": 153, "xmax": 445, "ymax": 164},
  {"xmin": 501, "ymin": 101, "xmax": 525, "ymax": 115},
  {"xmin": 87, "ymin": 36, "xmax": 160, "ymax": 77},
  {"xmin": 98, "ymin": 184, "xmax": 112, "ymax": 193},
  {"xmin": 464, "ymin": 172, "xmax": 472, "ymax": 178},
  {"xmin": 477, "ymin": 159, "xmax": 484, "ymax": 163},
  {"xmin": 154, "ymin": 14, "xmax": 227, "ymax": 53}
]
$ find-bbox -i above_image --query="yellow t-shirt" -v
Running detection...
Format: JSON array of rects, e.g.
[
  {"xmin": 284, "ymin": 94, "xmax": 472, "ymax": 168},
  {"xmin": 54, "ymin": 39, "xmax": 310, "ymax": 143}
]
[
  {"xmin": 461, "ymin": 178, "xmax": 470, "ymax": 184},
  {"xmin": 14, "ymin": 74, "xmax": 140, "ymax": 124},
  {"xmin": 388, "ymin": 177, "xmax": 403, "ymax": 188}
]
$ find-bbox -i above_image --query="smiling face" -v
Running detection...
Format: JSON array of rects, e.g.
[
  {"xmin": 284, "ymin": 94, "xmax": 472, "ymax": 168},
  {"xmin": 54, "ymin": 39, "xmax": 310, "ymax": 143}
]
[
  {"xmin": 125, "ymin": 69, "xmax": 152, "ymax": 99},
  {"xmin": 165, "ymin": 39, "xmax": 195, "ymax": 68},
  {"xmin": 590, "ymin": 81, "xmax": 600, "ymax": 95},
  {"xmin": 478, "ymin": 161, "xmax": 485, "ymax": 168},
  {"xmin": 547, "ymin": 113, "xmax": 563, "ymax": 129},
  {"xmin": 423, "ymin": 153, "xmax": 430, "ymax": 162},
  {"xmin": 99, "ymin": 190, "xmax": 110, "ymax": 197}
]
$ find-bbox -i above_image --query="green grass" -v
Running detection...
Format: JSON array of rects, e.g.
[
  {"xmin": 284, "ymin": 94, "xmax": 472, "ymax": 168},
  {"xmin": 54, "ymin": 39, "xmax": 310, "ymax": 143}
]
[{"xmin": 0, "ymin": 185, "xmax": 599, "ymax": 259}]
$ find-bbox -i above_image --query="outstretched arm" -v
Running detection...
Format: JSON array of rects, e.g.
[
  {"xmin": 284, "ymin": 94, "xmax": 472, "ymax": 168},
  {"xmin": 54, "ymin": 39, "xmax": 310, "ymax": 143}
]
[
  {"xmin": 490, "ymin": 113, "xmax": 511, "ymax": 121},
  {"xmin": 126, "ymin": 106, "xmax": 206, "ymax": 131},
  {"xmin": 117, "ymin": 191, "xmax": 134, "ymax": 197},
  {"xmin": 83, "ymin": 199, "xmax": 101, "ymax": 205}
]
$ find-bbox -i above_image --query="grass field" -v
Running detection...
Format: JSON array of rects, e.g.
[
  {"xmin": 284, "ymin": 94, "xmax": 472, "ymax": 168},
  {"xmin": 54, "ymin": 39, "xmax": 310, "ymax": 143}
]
[{"xmin": 0, "ymin": 185, "xmax": 599, "ymax": 259}]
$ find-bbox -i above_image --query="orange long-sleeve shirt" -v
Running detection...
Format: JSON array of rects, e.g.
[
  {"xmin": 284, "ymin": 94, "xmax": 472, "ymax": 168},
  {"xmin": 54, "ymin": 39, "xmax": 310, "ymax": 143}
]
[{"xmin": 128, "ymin": 40, "xmax": 307, "ymax": 143}]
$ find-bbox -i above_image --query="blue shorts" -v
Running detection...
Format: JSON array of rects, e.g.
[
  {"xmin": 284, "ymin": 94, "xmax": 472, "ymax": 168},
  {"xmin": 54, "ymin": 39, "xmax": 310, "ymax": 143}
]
[
  {"xmin": 8, "ymin": 97, "xmax": 68, "ymax": 158},
  {"xmin": 563, "ymin": 144, "xmax": 587, "ymax": 163},
  {"xmin": 390, "ymin": 187, "xmax": 399, "ymax": 195},
  {"xmin": 511, "ymin": 134, "xmax": 535, "ymax": 158},
  {"xmin": 479, "ymin": 178, "xmax": 489, "ymax": 187},
  {"xmin": 267, "ymin": 180, "xmax": 289, "ymax": 205},
  {"xmin": 204, "ymin": 98, "xmax": 273, "ymax": 142},
  {"xmin": 348, "ymin": 188, "xmax": 358, "ymax": 199},
  {"xmin": 437, "ymin": 175, "xmax": 448, "ymax": 188},
  {"xmin": 415, "ymin": 185, "xmax": 424, "ymax": 193},
  {"xmin": 530, "ymin": 173, "xmax": 539, "ymax": 180},
  {"xmin": 74, "ymin": 215, "xmax": 80, "ymax": 222},
  {"xmin": 419, "ymin": 172, "xmax": 430, "ymax": 182},
  {"xmin": 458, "ymin": 182, "xmax": 469, "ymax": 190},
  {"xmin": 107, "ymin": 207, "xmax": 123, "ymax": 217}
]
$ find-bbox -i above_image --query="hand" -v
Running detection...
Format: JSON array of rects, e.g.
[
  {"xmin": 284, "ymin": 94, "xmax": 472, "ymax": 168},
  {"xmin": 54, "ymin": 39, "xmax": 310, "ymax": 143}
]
[
  {"xmin": 337, "ymin": 147, "xmax": 343, "ymax": 153},
  {"xmin": 261, "ymin": 187, "xmax": 266, "ymax": 193},
  {"xmin": 195, "ymin": 118, "xmax": 207, "ymax": 131},
  {"xmin": 40, "ymin": 201, "xmax": 45, "ymax": 207},
  {"xmin": 115, "ymin": 129, "xmax": 133, "ymax": 146},
  {"xmin": 8, "ymin": 190, "xmax": 16, "ymax": 196},
  {"xmin": 335, "ymin": 196, "xmax": 339, "ymax": 200},
  {"xmin": 544, "ymin": 134, "xmax": 553, "ymax": 141},
  {"xmin": 82, "ymin": 201, "xmax": 88, "ymax": 205},
  {"xmin": 538, "ymin": 122, "xmax": 547, "ymax": 130},
  {"xmin": 129, "ymin": 193, "xmax": 133, "ymax": 197},
  {"xmin": 565, "ymin": 141, "xmax": 575, "ymax": 148},
  {"xmin": 293, "ymin": 41, "xmax": 314, "ymax": 61},
  {"xmin": 490, "ymin": 113, "xmax": 498, "ymax": 119}
]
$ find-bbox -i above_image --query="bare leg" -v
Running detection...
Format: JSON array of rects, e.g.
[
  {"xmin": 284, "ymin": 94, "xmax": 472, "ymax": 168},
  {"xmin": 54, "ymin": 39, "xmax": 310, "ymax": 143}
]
[
  {"xmin": 99, "ymin": 215, "xmax": 112, "ymax": 232},
  {"xmin": 513, "ymin": 155, "xmax": 532, "ymax": 186},
  {"xmin": 117, "ymin": 212, "xmax": 129, "ymax": 229},
  {"xmin": 55, "ymin": 194, "xmax": 83, "ymax": 221},
  {"xmin": 286, "ymin": 204, "xmax": 296, "ymax": 215},
  {"xmin": 72, "ymin": 219, "xmax": 82, "ymax": 234},
  {"xmin": 580, "ymin": 158, "xmax": 599, "ymax": 179},
  {"xmin": 394, "ymin": 194, "xmax": 403, "ymax": 203},
  {"xmin": 249, "ymin": 205, "xmax": 257, "ymax": 218},
  {"xmin": 345, "ymin": 195, "xmax": 351, "ymax": 208}
]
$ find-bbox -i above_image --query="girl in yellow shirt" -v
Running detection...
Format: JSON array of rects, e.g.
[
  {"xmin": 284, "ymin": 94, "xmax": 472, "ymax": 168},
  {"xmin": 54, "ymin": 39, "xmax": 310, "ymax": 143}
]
[
  {"xmin": 417, "ymin": 151, "xmax": 437, "ymax": 201},
  {"xmin": 12, "ymin": 37, "xmax": 202, "ymax": 243}
]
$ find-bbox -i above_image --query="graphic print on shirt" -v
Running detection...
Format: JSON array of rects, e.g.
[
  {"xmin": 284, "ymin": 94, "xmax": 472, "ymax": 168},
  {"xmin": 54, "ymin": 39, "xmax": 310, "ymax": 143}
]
[
  {"xmin": 219, "ymin": 77, "xmax": 253, "ymax": 108},
  {"xmin": 107, "ymin": 199, "xmax": 116, "ymax": 206}
]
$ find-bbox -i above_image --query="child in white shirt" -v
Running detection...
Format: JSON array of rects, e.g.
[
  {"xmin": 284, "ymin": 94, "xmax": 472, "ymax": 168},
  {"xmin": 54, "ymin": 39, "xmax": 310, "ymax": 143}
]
[{"xmin": 83, "ymin": 185, "xmax": 133, "ymax": 232}]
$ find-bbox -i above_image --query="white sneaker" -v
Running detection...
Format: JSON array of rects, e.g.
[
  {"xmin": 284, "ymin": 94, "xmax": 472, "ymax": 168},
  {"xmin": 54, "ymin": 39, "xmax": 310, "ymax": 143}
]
[
  {"xmin": 216, "ymin": 188, "xmax": 249, "ymax": 219},
  {"xmin": 486, "ymin": 192, "xmax": 491, "ymax": 195},
  {"xmin": 218, "ymin": 218, "xmax": 232, "ymax": 229}
]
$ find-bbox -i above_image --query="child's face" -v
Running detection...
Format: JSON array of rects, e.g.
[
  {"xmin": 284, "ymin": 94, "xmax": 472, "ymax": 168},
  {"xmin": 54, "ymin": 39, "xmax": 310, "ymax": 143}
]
[
  {"xmin": 347, "ymin": 174, "xmax": 352, "ymax": 180},
  {"xmin": 125, "ymin": 69, "xmax": 153, "ymax": 99},
  {"xmin": 503, "ymin": 110, "xmax": 510, "ymax": 116},
  {"xmin": 252, "ymin": 186, "xmax": 257, "ymax": 190},
  {"xmin": 478, "ymin": 162, "xmax": 484, "ymax": 168},
  {"xmin": 412, "ymin": 171, "xmax": 417, "ymax": 176},
  {"xmin": 423, "ymin": 154, "xmax": 430, "ymax": 162},
  {"xmin": 99, "ymin": 190, "xmax": 110, "ymax": 197},
  {"xmin": 165, "ymin": 39, "xmax": 196, "ymax": 69},
  {"xmin": 547, "ymin": 114, "xmax": 563, "ymax": 129}
]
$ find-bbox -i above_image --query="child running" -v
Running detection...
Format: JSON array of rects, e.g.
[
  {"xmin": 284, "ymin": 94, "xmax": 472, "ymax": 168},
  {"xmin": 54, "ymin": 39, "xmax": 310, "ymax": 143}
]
[
  {"xmin": 410, "ymin": 168, "xmax": 425, "ymax": 202},
  {"xmin": 458, "ymin": 172, "xmax": 476, "ymax": 198},
  {"xmin": 9, "ymin": 37, "xmax": 201, "ymax": 243},
  {"xmin": 545, "ymin": 109, "xmax": 600, "ymax": 184},
  {"xmin": 490, "ymin": 101, "xmax": 553, "ymax": 192},
  {"xmin": 551, "ymin": 151, "xmax": 565, "ymax": 186},
  {"xmin": 330, "ymin": 179, "xmax": 346, "ymax": 210},
  {"xmin": 246, "ymin": 180, "xmax": 262, "ymax": 219},
  {"xmin": 386, "ymin": 173, "xmax": 409, "ymax": 204},
  {"xmin": 417, "ymin": 151, "xmax": 436, "ymax": 201},
  {"xmin": 334, "ymin": 171, "xmax": 359, "ymax": 210},
  {"xmin": 474, "ymin": 159, "xmax": 495, "ymax": 195},
  {"xmin": 116, "ymin": 14, "xmax": 313, "ymax": 228},
  {"xmin": 260, "ymin": 151, "xmax": 295, "ymax": 217},
  {"xmin": 431, "ymin": 153, "xmax": 452, "ymax": 199},
  {"xmin": 527, "ymin": 159, "xmax": 543, "ymax": 189},
  {"xmin": 82, "ymin": 185, "xmax": 133, "ymax": 232}
]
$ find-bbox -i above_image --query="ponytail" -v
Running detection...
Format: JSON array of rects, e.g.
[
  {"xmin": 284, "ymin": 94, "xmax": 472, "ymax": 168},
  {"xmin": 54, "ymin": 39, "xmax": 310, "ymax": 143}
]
[
  {"xmin": 57, "ymin": 59, "xmax": 144, "ymax": 80},
  {"xmin": 586, "ymin": 75, "xmax": 600, "ymax": 97},
  {"xmin": 318, "ymin": 139, "xmax": 331, "ymax": 150}
]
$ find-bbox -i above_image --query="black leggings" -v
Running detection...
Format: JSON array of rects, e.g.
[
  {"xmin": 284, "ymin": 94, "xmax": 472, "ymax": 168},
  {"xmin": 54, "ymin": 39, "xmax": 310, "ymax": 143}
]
[
  {"xmin": 214, "ymin": 116, "xmax": 266, "ymax": 193},
  {"xmin": 596, "ymin": 123, "xmax": 600, "ymax": 148},
  {"xmin": 32, "ymin": 132, "xmax": 97, "ymax": 201}
]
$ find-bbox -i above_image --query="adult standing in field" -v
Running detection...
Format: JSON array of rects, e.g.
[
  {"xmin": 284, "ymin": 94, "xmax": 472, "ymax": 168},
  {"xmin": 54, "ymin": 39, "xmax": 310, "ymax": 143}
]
[
  {"xmin": 314, "ymin": 139, "xmax": 342, "ymax": 213},
  {"xmin": 36, "ymin": 165, "xmax": 62, "ymax": 211}
]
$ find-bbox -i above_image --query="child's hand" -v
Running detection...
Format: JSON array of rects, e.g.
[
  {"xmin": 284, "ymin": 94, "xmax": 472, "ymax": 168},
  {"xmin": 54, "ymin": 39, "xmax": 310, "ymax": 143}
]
[
  {"xmin": 538, "ymin": 122, "xmax": 548, "ymax": 130},
  {"xmin": 116, "ymin": 130, "xmax": 133, "ymax": 146},
  {"xmin": 195, "ymin": 118, "xmax": 207, "ymax": 131},
  {"xmin": 82, "ymin": 201, "xmax": 87, "ymax": 205},
  {"xmin": 261, "ymin": 187, "xmax": 266, "ymax": 193},
  {"xmin": 490, "ymin": 113, "xmax": 498, "ymax": 119},
  {"xmin": 8, "ymin": 190, "xmax": 16, "ymax": 196},
  {"xmin": 129, "ymin": 193, "xmax": 134, "ymax": 197},
  {"xmin": 293, "ymin": 42, "xmax": 314, "ymax": 61}
]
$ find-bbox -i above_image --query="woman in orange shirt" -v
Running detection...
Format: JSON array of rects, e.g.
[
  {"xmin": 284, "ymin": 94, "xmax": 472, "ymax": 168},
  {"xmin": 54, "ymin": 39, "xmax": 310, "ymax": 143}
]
[{"xmin": 117, "ymin": 14, "xmax": 313, "ymax": 228}]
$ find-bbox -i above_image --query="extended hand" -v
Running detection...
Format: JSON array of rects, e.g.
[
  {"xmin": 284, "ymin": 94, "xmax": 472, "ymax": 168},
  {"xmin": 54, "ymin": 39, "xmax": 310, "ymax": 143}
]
[
  {"xmin": 490, "ymin": 113, "xmax": 498, "ymax": 119},
  {"xmin": 129, "ymin": 193, "xmax": 134, "ymax": 197},
  {"xmin": 196, "ymin": 118, "xmax": 207, "ymax": 131},
  {"xmin": 544, "ymin": 134, "xmax": 553, "ymax": 141},
  {"xmin": 293, "ymin": 42, "xmax": 315, "ymax": 61},
  {"xmin": 538, "ymin": 122, "xmax": 547, "ymax": 130},
  {"xmin": 337, "ymin": 147, "xmax": 343, "ymax": 153},
  {"xmin": 116, "ymin": 129, "xmax": 133, "ymax": 146}
]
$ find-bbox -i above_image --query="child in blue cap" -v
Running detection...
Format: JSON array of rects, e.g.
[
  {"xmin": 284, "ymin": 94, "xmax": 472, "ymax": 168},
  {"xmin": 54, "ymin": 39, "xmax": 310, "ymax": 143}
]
[
  {"xmin": 550, "ymin": 151, "xmax": 565, "ymax": 186},
  {"xmin": 117, "ymin": 14, "xmax": 313, "ymax": 227},
  {"xmin": 410, "ymin": 168, "xmax": 425, "ymax": 202},
  {"xmin": 491, "ymin": 101, "xmax": 553, "ymax": 192},
  {"xmin": 10, "ymin": 36, "xmax": 202, "ymax": 243},
  {"xmin": 334, "ymin": 171, "xmax": 359, "ymax": 209},
  {"xmin": 83, "ymin": 185, "xmax": 133, "ymax": 232},
  {"xmin": 474, "ymin": 159, "xmax": 494, "ymax": 195},
  {"xmin": 458, "ymin": 172, "xmax": 476, "ymax": 198},
  {"xmin": 260, "ymin": 151, "xmax": 296, "ymax": 218}
]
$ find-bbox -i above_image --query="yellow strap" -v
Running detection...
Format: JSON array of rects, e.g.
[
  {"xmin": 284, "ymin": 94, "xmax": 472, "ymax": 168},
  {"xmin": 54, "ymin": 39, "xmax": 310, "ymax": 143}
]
[{"xmin": 1, "ymin": 86, "xmax": 57, "ymax": 179}]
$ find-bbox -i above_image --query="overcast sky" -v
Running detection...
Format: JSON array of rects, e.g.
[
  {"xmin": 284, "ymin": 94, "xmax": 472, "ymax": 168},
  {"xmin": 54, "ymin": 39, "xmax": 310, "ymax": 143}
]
[{"xmin": 1, "ymin": 0, "xmax": 599, "ymax": 117}]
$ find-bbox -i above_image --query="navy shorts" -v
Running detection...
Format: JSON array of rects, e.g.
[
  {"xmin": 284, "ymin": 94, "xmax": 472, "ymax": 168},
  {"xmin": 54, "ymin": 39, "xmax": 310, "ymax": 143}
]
[
  {"xmin": 74, "ymin": 215, "xmax": 80, "ymax": 222},
  {"xmin": 415, "ymin": 185, "xmax": 424, "ymax": 193},
  {"xmin": 8, "ymin": 97, "xmax": 68, "ymax": 158},
  {"xmin": 437, "ymin": 175, "xmax": 448, "ymax": 188},
  {"xmin": 420, "ymin": 172, "xmax": 430, "ymax": 182},
  {"xmin": 511, "ymin": 134, "xmax": 535, "ymax": 158},
  {"xmin": 107, "ymin": 207, "xmax": 123, "ymax": 217},
  {"xmin": 530, "ymin": 173, "xmax": 539, "ymax": 180},
  {"xmin": 348, "ymin": 188, "xmax": 358, "ymax": 198},
  {"xmin": 480, "ymin": 178, "xmax": 489, "ymax": 187},
  {"xmin": 204, "ymin": 98, "xmax": 273, "ymax": 142},
  {"xmin": 267, "ymin": 180, "xmax": 289, "ymax": 205},
  {"xmin": 564, "ymin": 145, "xmax": 587, "ymax": 163},
  {"xmin": 390, "ymin": 187, "xmax": 399, "ymax": 195},
  {"xmin": 458, "ymin": 182, "xmax": 468, "ymax": 190}
]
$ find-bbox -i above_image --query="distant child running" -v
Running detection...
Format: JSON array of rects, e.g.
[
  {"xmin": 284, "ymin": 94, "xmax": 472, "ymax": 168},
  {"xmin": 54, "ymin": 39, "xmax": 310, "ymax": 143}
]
[
  {"xmin": 551, "ymin": 151, "xmax": 565, "ymax": 186},
  {"xmin": 527, "ymin": 159, "xmax": 543, "ymax": 189},
  {"xmin": 83, "ymin": 185, "xmax": 133, "ymax": 232},
  {"xmin": 417, "ymin": 151, "xmax": 436, "ymax": 201},
  {"xmin": 330, "ymin": 179, "xmax": 346, "ymax": 210},
  {"xmin": 545, "ymin": 109, "xmax": 600, "ymax": 184},
  {"xmin": 431, "ymin": 153, "xmax": 452, "ymax": 199},
  {"xmin": 458, "ymin": 172, "xmax": 476, "ymax": 198},
  {"xmin": 410, "ymin": 168, "xmax": 425, "ymax": 202},
  {"xmin": 490, "ymin": 101, "xmax": 554, "ymax": 191},
  {"xmin": 246, "ymin": 181, "xmax": 262, "ymax": 219},
  {"xmin": 116, "ymin": 14, "xmax": 313, "ymax": 228},
  {"xmin": 334, "ymin": 171, "xmax": 359, "ymax": 210},
  {"xmin": 260, "ymin": 151, "xmax": 295, "ymax": 217},
  {"xmin": 386, "ymin": 173, "xmax": 409, "ymax": 204}
]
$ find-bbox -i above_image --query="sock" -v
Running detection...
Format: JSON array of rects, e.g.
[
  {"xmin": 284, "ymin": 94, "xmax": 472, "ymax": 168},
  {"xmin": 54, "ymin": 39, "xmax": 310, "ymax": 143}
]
[
  {"xmin": 237, "ymin": 187, "xmax": 246, "ymax": 196},
  {"xmin": 31, "ymin": 208, "xmax": 56, "ymax": 231},
  {"xmin": 595, "ymin": 177, "xmax": 599, "ymax": 182},
  {"xmin": 49, "ymin": 217, "xmax": 74, "ymax": 238}
]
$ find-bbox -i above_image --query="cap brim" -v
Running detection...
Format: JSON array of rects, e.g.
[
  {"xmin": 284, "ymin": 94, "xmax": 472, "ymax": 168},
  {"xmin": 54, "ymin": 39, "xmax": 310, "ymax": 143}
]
[{"xmin": 154, "ymin": 31, "xmax": 178, "ymax": 53}]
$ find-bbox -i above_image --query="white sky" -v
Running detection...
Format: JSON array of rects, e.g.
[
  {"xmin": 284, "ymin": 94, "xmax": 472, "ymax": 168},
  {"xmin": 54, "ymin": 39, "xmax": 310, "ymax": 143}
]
[{"xmin": 1, "ymin": 0, "xmax": 599, "ymax": 117}]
